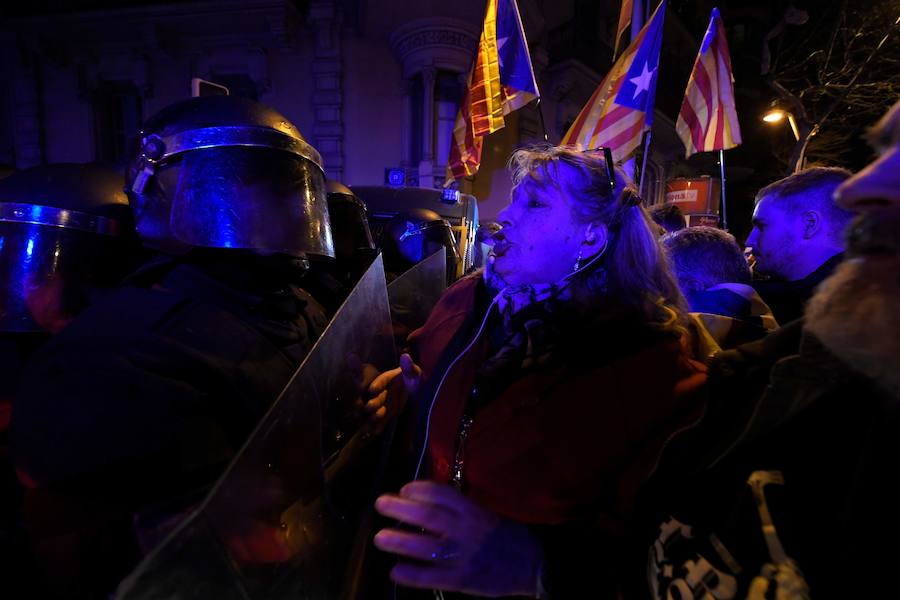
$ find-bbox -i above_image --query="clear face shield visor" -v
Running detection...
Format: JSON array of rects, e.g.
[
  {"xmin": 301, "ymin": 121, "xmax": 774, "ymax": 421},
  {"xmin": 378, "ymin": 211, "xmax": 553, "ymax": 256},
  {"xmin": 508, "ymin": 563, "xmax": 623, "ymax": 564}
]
[
  {"xmin": 0, "ymin": 203, "xmax": 123, "ymax": 332},
  {"xmin": 327, "ymin": 194, "xmax": 376, "ymax": 263},
  {"xmin": 397, "ymin": 220, "xmax": 461, "ymax": 280},
  {"xmin": 131, "ymin": 126, "xmax": 335, "ymax": 259}
]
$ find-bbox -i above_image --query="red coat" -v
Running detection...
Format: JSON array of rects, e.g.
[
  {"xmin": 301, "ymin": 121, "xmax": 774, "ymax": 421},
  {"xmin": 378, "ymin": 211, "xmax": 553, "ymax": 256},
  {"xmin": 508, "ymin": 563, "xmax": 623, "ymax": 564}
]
[{"xmin": 409, "ymin": 275, "xmax": 707, "ymax": 526}]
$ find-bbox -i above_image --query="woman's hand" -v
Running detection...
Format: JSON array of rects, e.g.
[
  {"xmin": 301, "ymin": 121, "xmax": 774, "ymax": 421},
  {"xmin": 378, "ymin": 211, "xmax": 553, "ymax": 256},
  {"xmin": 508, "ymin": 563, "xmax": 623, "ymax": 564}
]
[
  {"xmin": 364, "ymin": 353, "xmax": 422, "ymax": 433},
  {"xmin": 374, "ymin": 481, "xmax": 545, "ymax": 597}
]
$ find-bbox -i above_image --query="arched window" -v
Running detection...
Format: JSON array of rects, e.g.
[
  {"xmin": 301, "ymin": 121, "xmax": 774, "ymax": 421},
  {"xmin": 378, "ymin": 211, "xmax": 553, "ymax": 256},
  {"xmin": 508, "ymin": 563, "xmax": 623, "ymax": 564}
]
[{"xmin": 390, "ymin": 18, "xmax": 480, "ymax": 188}]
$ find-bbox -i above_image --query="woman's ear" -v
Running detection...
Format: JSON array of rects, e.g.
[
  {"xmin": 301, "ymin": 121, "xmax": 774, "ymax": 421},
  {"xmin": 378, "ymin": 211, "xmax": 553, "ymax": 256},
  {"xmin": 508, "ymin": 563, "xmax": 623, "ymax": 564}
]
[{"xmin": 583, "ymin": 222, "xmax": 608, "ymax": 248}]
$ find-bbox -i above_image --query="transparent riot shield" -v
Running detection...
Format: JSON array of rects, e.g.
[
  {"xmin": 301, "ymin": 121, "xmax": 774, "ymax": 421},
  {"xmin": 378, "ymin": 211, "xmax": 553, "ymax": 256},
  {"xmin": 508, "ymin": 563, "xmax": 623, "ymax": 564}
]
[
  {"xmin": 116, "ymin": 256, "xmax": 395, "ymax": 600},
  {"xmin": 386, "ymin": 247, "xmax": 447, "ymax": 347}
]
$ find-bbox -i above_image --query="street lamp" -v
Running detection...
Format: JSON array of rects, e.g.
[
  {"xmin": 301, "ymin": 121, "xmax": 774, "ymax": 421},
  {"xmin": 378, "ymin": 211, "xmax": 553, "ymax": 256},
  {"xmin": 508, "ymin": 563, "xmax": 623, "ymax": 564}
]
[
  {"xmin": 762, "ymin": 102, "xmax": 800, "ymax": 140},
  {"xmin": 762, "ymin": 107, "xmax": 785, "ymax": 122}
]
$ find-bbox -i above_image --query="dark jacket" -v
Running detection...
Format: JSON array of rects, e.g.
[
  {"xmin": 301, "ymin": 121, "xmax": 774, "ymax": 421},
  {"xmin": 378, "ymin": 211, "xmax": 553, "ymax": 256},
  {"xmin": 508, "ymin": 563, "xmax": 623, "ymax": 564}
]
[
  {"xmin": 408, "ymin": 275, "xmax": 707, "ymax": 597},
  {"xmin": 10, "ymin": 255, "xmax": 328, "ymax": 599},
  {"xmin": 0, "ymin": 335, "xmax": 49, "ymax": 599},
  {"xmin": 630, "ymin": 320, "xmax": 900, "ymax": 599},
  {"xmin": 752, "ymin": 253, "xmax": 843, "ymax": 324}
]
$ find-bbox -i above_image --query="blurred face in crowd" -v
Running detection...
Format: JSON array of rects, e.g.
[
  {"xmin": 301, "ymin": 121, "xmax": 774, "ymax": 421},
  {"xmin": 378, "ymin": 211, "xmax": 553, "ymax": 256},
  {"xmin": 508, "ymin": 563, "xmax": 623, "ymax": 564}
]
[
  {"xmin": 23, "ymin": 276, "xmax": 72, "ymax": 334},
  {"xmin": 834, "ymin": 107, "xmax": 900, "ymax": 208},
  {"xmin": 489, "ymin": 166, "xmax": 600, "ymax": 287},
  {"xmin": 745, "ymin": 195, "xmax": 800, "ymax": 280}
]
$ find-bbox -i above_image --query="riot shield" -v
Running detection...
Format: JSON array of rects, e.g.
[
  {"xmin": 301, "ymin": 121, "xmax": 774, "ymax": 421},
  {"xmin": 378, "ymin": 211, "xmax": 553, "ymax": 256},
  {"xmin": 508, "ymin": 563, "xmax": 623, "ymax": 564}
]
[
  {"xmin": 386, "ymin": 247, "xmax": 447, "ymax": 346},
  {"xmin": 116, "ymin": 256, "xmax": 395, "ymax": 600}
]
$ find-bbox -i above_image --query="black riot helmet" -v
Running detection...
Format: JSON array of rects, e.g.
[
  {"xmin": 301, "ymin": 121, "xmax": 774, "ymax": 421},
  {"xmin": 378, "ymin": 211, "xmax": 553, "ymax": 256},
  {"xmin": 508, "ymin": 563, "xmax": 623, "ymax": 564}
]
[
  {"xmin": 0, "ymin": 163, "xmax": 140, "ymax": 332},
  {"xmin": 126, "ymin": 96, "xmax": 334, "ymax": 259},
  {"xmin": 325, "ymin": 181, "xmax": 376, "ymax": 265},
  {"xmin": 381, "ymin": 208, "xmax": 461, "ymax": 281}
]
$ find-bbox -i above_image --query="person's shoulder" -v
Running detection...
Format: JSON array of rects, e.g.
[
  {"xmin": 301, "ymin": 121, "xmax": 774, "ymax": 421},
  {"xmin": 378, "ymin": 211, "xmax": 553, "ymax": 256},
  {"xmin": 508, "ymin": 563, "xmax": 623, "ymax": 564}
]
[
  {"xmin": 21, "ymin": 283, "xmax": 291, "ymax": 407},
  {"xmin": 639, "ymin": 333, "xmax": 708, "ymax": 389},
  {"xmin": 406, "ymin": 272, "xmax": 485, "ymax": 357},
  {"xmin": 54, "ymin": 283, "xmax": 278, "ymax": 352},
  {"xmin": 56, "ymin": 285, "xmax": 192, "ymax": 340},
  {"xmin": 443, "ymin": 270, "xmax": 483, "ymax": 299},
  {"xmin": 710, "ymin": 319, "xmax": 803, "ymax": 382},
  {"xmin": 425, "ymin": 271, "xmax": 483, "ymax": 321},
  {"xmin": 18, "ymin": 285, "xmax": 240, "ymax": 395},
  {"xmin": 573, "ymin": 330, "xmax": 708, "ymax": 399},
  {"xmin": 13, "ymin": 286, "xmax": 291, "ymax": 486}
]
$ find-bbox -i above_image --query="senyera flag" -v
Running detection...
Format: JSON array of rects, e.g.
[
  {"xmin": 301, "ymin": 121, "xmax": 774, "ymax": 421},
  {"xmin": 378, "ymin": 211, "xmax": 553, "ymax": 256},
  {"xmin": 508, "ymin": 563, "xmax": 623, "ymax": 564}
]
[
  {"xmin": 614, "ymin": 0, "xmax": 633, "ymax": 59},
  {"xmin": 561, "ymin": 0, "xmax": 667, "ymax": 163},
  {"xmin": 676, "ymin": 7, "xmax": 742, "ymax": 157},
  {"xmin": 445, "ymin": 0, "xmax": 539, "ymax": 185}
]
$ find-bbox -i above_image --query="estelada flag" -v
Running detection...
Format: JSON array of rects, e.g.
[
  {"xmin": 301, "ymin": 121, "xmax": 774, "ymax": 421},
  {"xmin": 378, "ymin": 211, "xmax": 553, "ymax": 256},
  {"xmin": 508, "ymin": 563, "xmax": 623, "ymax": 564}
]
[
  {"xmin": 445, "ymin": 0, "xmax": 539, "ymax": 184},
  {"xmin": 561, "ymin": 0, "xmax": 667, "ymax": 162},
  {"xmin": 676, "ymin": 7, "xmax": 742, "ymax": 156}
]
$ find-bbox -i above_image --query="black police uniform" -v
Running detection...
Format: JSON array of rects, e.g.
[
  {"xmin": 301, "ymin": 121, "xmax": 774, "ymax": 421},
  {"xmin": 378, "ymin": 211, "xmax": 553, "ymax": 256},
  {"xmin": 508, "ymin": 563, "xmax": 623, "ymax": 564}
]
[
  {"xmin": 0, "ymin": 163, "xmax": 142, "ymax": 599},
  {"xmin": 12, "ymin": 254, "xmax": 328, "ymax": 598},
  {"xmin": 10, "ymin": 96, "xmax": 334, "ymax": 599}
]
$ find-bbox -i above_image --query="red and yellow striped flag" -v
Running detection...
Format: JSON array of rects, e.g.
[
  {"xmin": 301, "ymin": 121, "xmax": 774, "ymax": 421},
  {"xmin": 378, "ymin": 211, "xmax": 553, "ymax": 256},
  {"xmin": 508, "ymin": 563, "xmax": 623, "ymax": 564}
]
[
  {"xmin": 446, "ymin": 0, "xmax": 539, "ymax": 184},
  {"xmin": 676, "ymin": 7, "xmax": 742, "ymax": 157},
  {"xmin": 614, "ymin": 0, "xmax": 633, "ymax": 58},
  {"xmin": 561, "ymin": 0, "xmax": 666, "ymax": 162}
]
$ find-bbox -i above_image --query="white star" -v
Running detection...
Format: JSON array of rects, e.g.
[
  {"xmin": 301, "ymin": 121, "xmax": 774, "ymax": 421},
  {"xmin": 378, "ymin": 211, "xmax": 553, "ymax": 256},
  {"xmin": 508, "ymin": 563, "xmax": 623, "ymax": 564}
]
[{"xmin": 629, "ymin": 63, "xmax": 655, "ymax": 100}]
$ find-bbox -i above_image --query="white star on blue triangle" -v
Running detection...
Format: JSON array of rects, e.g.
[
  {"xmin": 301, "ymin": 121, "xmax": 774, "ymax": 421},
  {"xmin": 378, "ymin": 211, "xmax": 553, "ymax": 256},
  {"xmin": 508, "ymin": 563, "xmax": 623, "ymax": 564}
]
[{"xmin": 629, "ymin": 63, "xmax": 655, "ymax": 99}]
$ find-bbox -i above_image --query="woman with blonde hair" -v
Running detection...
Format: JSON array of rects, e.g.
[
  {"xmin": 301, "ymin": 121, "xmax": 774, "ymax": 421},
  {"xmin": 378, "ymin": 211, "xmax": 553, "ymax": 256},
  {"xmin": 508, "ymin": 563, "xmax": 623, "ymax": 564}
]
[{"xmin": 369, "ymin": 146, "xmax": 707, "ymax": 597}]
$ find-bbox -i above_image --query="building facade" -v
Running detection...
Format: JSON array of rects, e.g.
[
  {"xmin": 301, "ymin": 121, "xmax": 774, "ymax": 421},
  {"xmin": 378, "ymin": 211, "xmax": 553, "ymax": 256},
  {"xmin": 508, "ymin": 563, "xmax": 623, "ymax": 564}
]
[{"xmin": 0, "ymin": 0, "xmax": 697, "ymax": 219}]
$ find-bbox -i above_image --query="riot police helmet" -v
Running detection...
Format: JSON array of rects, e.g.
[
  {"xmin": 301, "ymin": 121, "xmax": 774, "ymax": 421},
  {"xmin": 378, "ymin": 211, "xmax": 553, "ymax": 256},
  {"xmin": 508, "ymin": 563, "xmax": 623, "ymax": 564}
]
[
  {"xmin": 325, "ymin": 181, "xmax": 376, "ymax": 265},
  {"xmin": 126, "ymin": 96, "xmax": 334, "ymax": 259},
  {"xmin": 0, "ymin": 163, "xmax": 140, "ymax": 332},
  {"xmin": 381, "ymin": 208, "xmax": 461, "ymax": 278}
]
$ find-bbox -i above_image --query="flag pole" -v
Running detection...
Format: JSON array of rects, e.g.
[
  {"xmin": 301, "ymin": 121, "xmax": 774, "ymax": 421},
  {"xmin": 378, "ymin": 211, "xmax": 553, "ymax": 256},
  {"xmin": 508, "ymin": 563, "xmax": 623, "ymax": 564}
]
[
  {"xmin": 719, "ymin": 149, "xmax": 728, "ymax": 229},
  {"xmin": 535, "ymin": 98, "xmax": 549, "ymax": 142},
  {"xmin": 638, "ymin": 130, "xmax": 652, "ymax": 198}
]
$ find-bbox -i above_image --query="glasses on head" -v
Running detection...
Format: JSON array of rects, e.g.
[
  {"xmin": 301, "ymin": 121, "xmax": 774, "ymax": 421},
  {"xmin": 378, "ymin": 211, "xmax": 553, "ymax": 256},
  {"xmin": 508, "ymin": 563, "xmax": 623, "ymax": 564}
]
[{"xmin": 584, "ymin": 146, "xmax": 617, "ymax": 196}]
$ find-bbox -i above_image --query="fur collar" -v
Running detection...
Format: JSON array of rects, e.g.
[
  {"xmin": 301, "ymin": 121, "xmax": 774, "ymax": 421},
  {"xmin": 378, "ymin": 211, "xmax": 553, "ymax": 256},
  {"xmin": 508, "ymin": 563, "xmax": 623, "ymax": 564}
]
[{"xmin": 805, "ymin": 255, "xmax": 900, "ymax": 400}]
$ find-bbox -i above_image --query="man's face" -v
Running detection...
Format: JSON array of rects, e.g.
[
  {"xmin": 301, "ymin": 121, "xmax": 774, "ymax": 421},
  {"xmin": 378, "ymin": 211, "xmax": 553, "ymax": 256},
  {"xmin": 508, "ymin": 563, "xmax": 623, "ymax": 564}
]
[{"xmin": 745, "ymin": 195, "xmax": 801, "ymax": 280}]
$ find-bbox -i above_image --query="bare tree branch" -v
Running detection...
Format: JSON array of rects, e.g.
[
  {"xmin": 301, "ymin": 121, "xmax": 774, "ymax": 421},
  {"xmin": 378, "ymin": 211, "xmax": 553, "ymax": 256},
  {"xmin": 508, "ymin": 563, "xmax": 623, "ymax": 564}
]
[{"xmin": 767, "ymin": 0, "xmax": 900, "ymax": 171}]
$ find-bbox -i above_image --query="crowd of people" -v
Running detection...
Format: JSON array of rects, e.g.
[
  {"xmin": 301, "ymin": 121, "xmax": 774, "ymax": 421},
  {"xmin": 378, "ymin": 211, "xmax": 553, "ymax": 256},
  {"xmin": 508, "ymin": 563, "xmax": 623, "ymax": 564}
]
[{"xmin": 0, "ymin": 93, "xmax": 897, "ymax": 599}]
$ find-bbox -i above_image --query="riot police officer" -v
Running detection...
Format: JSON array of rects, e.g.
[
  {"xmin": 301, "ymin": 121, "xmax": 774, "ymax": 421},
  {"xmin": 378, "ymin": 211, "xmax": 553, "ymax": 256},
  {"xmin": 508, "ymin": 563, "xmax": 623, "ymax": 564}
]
[
  {"xmin": 11, "ymin": 96, "xmax": 333, "ymax": 599},
  {"xmin": 303, "ymin": 181, "xmax": 377, "ymax": 315},
  {"xmin": 0, "ymin": 163, "xmax": 142, "ymax": 599},
  {"xmin": 0, "ymin": 163, "xmax": 140, "ymax": 335},
  {"xmin": 380, "ymin": 207, "xmax": 461, "ymax": 284}
]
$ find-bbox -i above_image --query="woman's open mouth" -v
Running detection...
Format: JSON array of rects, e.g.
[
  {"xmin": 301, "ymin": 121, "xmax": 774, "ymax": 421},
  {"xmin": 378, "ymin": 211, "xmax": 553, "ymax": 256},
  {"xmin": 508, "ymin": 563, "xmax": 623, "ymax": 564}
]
[{"xmin": 487, "ymin": 231, "xmax": 511, "ymax": 259}]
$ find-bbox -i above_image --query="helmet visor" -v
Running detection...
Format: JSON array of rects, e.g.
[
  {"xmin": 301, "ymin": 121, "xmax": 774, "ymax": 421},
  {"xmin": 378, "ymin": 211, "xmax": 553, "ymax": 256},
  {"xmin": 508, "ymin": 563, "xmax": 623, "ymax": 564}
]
[
  {"xmin": 398, "ymin": 220, "xmax": 460, "ymax": 266},
  {"xmin": 327, "ymin": 195, "xmax": 375, "ymax": 263},
  {"xmin": 168, "ymin": 148, "xmax": 334, "ymax": 258},
  {"xmin": 0, "ymin": 222, "xmax": 119, "ymax": 332}
]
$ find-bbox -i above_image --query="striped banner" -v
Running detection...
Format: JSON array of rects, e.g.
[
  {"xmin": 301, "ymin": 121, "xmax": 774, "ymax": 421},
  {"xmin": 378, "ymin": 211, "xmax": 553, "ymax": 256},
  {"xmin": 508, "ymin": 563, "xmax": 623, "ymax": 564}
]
[
  {"xmin": 676, "ymin": 7, "xmax": 742, "ymax": 157},
  {"xmin": 560, "ymin": 0, "xmax": 666, "ymax": 163},
  {"xmin": 614, "ymin": 0, "xmax": 633, "ymax": 58},
  {"xmin": 446, "ymin": 0, "xmax": 539, "ymax": 184}
]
